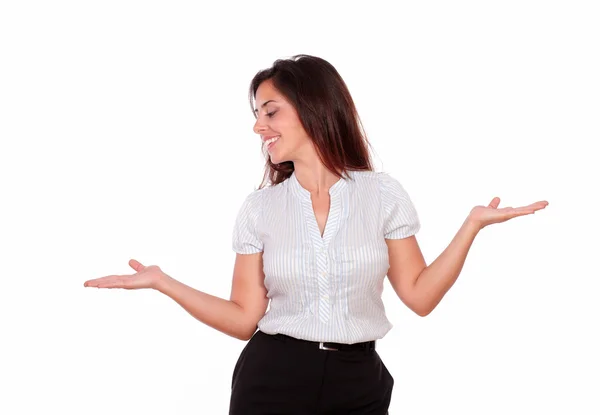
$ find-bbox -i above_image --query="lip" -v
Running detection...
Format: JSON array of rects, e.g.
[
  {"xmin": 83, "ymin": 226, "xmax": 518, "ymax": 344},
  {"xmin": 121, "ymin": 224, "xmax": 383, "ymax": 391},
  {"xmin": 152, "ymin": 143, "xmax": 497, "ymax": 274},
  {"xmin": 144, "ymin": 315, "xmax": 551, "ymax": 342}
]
[{"xmin": 267, "ymin": 138, "xmax": 279, "ymax": 152}]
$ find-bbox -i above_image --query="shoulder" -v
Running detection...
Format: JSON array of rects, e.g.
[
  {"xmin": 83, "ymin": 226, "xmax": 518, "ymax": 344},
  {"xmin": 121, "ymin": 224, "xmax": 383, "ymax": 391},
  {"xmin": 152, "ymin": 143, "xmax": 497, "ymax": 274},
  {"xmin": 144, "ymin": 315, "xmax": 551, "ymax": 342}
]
[
  {"xmin": 236, "ymin": 187, "xmax": 265, "ymax": 217},
  {"xmin": 350, "ymin": 170, "xmax": 408, "ymax": 194},
  {"xmin": 237, "ymin": 181, "xmax": 284, "ymax": 212},
  {"xmin": 373, "ymin": 171, "xmax": 421, "ymax": 238},
  {"xmin": 375, "ymin": 170, "xmax": 403, "ymax": 187}
]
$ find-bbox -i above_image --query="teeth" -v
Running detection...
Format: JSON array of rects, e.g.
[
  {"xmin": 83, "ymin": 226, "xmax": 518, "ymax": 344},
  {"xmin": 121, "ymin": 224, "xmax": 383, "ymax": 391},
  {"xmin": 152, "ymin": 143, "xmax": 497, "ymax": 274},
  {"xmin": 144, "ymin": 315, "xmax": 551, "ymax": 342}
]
[{"xmin": 265, "ymin": 136, "xmax": 280, "ymax": 146}]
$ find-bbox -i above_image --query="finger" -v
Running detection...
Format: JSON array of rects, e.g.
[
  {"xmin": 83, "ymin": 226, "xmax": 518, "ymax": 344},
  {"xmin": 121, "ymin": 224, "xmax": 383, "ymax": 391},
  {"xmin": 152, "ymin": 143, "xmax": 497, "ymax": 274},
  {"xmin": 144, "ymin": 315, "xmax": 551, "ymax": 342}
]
[
  {"xmin": 501, "ymin": 207, "xmax": 540, "ymax": 219},
  {"xmin": 129, "ymin": 259, "xmax": 145, "ymax": 272},
  {"xmin": 515, "ymin": 201, "xmax": 548, "ymax": 210},
  {"xmin": 530, "ymin": 200, "xmax": 549, "ymax": 209},
  {"xmin": 488, "ymin": 197, "xmax": 501, "ymax": 209},
  {"xmin": 84, "ymin": 275, "xmax": 126, "ymax": 287},
  {"xmin": 512, "ymin": 202, "xmax": 548, "ymax": 212},
  {"xmin": 97, "ymin": 278, "xmax": 129, "ymax": 289},
  {"xmin": 497, "ymin": 201, "xmax": 548, "ymax": 215}
]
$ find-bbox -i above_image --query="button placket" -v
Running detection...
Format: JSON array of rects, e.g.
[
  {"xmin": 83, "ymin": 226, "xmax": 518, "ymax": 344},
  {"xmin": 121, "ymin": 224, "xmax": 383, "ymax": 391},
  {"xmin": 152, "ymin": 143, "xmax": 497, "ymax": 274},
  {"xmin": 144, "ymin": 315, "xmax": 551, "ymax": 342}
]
[
  {"xmin": 289, "ymin": 171, "xmax": 349, "ymax": 326},
  {"xmin": 316, "ymin": 239, "xmax": 330, "ymax": 324}
]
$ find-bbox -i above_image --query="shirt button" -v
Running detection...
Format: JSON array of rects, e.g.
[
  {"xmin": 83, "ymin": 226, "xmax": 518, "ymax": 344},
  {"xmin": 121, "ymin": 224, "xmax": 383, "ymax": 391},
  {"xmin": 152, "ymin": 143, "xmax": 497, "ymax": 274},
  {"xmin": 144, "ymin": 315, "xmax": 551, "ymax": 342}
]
[{"xmin": 321, "ymin": 271, "xmax": 326, "ymax": 276}]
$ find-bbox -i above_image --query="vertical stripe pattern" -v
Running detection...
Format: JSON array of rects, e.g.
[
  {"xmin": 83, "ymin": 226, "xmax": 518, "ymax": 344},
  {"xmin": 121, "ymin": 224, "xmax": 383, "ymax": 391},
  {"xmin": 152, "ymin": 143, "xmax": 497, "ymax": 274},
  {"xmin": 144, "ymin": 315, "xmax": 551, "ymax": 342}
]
[{"xmin": 231, "ymin": 170, "xmax": 421, "ymax": 344}]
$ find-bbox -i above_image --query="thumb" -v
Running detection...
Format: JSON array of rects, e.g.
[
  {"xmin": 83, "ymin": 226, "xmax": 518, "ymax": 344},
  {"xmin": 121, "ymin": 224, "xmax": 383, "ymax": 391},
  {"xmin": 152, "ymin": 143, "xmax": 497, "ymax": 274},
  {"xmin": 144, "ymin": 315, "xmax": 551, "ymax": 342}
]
[
  {"xmin": 488, "ymin": 197, "xmax": 501, "ymax": 209},
  {"xmin": 129, "ymin": 259, "xmax": 146, "ymax": 272}
]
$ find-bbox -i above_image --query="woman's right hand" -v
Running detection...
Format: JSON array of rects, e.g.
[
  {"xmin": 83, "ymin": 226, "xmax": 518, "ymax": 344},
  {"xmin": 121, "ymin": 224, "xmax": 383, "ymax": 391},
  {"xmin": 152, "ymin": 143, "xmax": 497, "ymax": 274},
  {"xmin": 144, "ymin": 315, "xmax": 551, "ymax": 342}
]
[{"xmin": 83, "ymin": 259, "xmax": 168, "ymax": 290}]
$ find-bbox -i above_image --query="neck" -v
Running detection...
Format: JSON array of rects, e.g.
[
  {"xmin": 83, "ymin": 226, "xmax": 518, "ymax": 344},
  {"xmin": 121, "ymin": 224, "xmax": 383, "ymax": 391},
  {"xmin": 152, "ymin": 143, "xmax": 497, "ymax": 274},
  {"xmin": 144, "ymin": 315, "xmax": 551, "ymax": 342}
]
[{"xmin": 293, "ymin": 163, "xmax": 342, "ymax": 196}]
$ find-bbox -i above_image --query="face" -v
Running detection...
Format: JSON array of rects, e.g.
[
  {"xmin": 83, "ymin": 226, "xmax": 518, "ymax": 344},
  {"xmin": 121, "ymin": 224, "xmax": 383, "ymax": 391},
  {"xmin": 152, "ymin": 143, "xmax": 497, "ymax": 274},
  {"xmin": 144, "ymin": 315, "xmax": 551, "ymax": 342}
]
[{"xmin": 253, "ymin": 79, "xmax": 313, "ymax": 165}]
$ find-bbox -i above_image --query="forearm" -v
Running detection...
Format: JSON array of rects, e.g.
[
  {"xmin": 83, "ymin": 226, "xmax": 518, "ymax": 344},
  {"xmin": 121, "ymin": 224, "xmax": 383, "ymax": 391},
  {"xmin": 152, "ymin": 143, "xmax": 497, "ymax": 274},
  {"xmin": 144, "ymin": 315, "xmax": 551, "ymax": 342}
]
[
  {"xmin": 414, "ymin": 216, "xmax": 481, "ymax": 315},
  {"xmin": 155, "ymin": 275, "xmax": 255, "ymax": 340}
]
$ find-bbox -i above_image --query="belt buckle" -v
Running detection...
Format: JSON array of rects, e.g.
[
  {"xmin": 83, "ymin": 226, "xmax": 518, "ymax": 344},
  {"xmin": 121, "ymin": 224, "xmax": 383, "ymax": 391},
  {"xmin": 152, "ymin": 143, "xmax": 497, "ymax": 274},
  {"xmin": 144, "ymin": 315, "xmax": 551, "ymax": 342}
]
[{"xmin": 319, "ymin": 342, "xmax": 338, "ymax": 351}]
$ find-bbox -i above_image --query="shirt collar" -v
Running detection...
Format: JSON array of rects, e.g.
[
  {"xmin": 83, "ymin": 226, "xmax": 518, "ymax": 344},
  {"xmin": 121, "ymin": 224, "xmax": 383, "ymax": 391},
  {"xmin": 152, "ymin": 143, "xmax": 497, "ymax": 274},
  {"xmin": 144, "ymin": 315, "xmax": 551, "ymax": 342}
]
[{"xmin": 289, "ymin": 170, "xmax": 351, "ymax": 200}]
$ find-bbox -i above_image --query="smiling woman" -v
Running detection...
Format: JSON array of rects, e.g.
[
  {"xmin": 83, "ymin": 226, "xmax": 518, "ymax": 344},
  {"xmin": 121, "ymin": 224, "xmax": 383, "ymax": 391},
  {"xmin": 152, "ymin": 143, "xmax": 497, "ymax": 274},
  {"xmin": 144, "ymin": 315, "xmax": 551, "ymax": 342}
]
[
  {"xmin": 248, "ymin": 54, "xmax": 375, "ymax": 189},
  {"xmin": 83, "ymin": 54, "xmax": 548, "ymax": 415}
]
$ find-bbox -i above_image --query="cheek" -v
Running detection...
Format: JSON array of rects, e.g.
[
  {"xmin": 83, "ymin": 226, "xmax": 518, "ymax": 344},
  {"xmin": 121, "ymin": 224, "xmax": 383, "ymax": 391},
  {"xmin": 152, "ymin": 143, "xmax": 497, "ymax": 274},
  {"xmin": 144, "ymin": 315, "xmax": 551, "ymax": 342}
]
[{"xmin": 286, "ymin": 121, "xmax": 310, "ymax": 142}]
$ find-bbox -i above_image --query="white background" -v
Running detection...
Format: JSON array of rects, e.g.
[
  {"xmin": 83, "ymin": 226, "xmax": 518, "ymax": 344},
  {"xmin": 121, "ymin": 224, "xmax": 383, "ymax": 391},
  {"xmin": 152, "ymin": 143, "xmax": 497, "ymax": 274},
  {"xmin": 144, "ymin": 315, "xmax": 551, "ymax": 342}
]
[{"xmin": 1, "ymin": 1, "xmax": 598, "ymax": 414}]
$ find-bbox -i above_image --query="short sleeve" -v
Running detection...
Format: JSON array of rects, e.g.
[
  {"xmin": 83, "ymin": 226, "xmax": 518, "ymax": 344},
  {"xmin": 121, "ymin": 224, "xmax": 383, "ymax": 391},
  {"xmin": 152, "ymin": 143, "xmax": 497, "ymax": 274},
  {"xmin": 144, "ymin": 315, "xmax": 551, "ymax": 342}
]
[
  {"xmin": 232, "ymin": 190, "xmax": 264, "ymax": 254},
  {"xmin": 378, "ymin": 172, "xmax": 421, "ymax": 239}
]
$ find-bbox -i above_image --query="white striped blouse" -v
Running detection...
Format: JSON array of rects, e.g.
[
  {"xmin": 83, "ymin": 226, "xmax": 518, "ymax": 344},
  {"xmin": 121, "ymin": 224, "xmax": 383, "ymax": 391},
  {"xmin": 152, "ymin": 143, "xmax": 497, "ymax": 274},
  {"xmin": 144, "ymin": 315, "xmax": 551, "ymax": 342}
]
[{"xmin": 231, "ymin": 169, "xmax": 421, "ymax": 344}]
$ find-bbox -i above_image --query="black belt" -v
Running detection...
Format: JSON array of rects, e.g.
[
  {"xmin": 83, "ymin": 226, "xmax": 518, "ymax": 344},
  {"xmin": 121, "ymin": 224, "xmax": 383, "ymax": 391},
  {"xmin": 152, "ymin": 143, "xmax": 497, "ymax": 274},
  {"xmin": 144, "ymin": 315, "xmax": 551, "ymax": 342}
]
[{"xmin": 271, "ymin": 332, "xmax": 376, "ymax": 352}]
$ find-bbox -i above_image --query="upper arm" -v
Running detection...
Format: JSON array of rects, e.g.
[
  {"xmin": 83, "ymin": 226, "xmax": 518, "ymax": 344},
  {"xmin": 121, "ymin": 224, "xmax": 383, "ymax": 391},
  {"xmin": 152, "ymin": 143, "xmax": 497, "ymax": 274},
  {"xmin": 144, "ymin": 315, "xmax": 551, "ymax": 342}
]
[
  {"xmin": 379, "ymin": 172, "xmax": 427, "ymax": 315},
  {"xmin": 385, "ymin": 236, "xmax": 427, "ymax": 315},
  {"xmin": 230, "ymin": 190, "xmax": 268, "ymax": 337},
  {"xmin": 229, "ymin": 252, "xmax": 269, "ymax": 336}
]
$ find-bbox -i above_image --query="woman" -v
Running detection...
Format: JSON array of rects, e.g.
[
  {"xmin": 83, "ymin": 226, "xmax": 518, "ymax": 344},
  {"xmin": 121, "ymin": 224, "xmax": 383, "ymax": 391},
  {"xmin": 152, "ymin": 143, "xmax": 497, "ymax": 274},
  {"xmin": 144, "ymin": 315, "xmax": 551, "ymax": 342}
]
[{"xmin": 84, "ymin": 54, "xmax": 549, "ymax": 414}]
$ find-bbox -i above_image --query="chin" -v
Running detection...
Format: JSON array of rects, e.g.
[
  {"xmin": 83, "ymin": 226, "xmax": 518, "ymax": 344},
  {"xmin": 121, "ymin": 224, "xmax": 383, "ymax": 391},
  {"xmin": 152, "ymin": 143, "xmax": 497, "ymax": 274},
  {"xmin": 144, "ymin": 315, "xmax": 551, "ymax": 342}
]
[{"xmin": 269, "ymin": 153, "xmax": 288, "ymax": 165}]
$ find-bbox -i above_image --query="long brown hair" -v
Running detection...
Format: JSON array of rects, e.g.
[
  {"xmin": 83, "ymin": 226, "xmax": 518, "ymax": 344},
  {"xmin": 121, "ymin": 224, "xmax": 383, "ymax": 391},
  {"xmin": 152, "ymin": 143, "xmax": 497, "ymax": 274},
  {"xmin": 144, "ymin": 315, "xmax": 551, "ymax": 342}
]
[{"xmin": 249, "ymin": 54, "xmax": 374, "ymax": 189}]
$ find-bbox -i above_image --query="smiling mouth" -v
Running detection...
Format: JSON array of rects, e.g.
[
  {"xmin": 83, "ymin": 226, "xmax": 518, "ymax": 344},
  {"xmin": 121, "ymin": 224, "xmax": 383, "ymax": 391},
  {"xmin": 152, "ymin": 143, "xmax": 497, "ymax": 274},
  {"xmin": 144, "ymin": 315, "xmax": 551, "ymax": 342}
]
[{"xmin": 264, "ymin": 136, "xmax": 280, "ymax": 151}]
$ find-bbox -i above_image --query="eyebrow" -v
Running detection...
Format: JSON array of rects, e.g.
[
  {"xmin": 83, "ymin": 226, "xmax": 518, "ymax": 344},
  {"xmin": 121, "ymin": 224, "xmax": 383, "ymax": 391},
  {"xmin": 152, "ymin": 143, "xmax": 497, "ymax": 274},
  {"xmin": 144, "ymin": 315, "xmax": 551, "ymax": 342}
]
[{"xmin": 253, "ymin": 99, "xmax": 276, "ymax": 114}]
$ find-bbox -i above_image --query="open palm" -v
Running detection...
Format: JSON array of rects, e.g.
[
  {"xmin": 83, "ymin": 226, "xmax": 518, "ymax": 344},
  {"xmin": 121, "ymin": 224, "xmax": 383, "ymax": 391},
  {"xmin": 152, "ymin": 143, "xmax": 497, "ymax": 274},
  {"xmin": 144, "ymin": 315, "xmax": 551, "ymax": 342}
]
[
  {"xmin": 83, "ymin": 259, "xmax": 165, "ymax": 290},
  {"xmin": 469, "ymin": 197, "xmax": 549, "ymax": 229}
]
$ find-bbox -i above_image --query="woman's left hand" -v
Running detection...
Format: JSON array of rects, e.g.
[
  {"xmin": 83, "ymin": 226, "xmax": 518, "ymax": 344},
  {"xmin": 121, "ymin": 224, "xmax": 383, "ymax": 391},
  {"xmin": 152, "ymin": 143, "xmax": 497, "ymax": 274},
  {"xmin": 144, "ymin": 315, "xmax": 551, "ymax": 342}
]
[{"xmin": 468, "ymin": 197, "xmax": 549, "ymax": 230}]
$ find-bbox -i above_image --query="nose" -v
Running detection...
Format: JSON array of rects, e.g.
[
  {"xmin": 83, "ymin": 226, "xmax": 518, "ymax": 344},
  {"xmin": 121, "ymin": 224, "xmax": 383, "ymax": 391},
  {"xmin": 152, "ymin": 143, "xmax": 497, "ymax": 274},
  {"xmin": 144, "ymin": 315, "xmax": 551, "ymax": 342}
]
[{"xmin": 253, "ymin": 116, "xmax": 268, "ymax": 135}]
